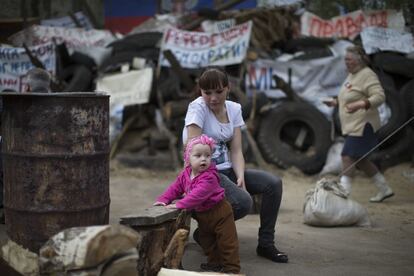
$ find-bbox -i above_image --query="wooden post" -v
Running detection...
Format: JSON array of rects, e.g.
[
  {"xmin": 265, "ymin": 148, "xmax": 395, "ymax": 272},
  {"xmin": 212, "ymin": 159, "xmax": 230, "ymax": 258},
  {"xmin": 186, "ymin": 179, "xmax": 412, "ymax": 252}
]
[{"xmin": 121, "ymin": 206, "xmax": 191, "ymax": 276}]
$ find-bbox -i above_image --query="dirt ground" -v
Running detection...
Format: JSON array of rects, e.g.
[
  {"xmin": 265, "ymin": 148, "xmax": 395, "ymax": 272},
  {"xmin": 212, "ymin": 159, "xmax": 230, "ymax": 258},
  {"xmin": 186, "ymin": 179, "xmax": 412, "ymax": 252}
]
[
  {"xmin": 108, "ymin": 160, "xmax": 414, "ymax": 276},
  {"xmin": 1, "ymin": 160, "xmax": 414, "ymax": 275}
]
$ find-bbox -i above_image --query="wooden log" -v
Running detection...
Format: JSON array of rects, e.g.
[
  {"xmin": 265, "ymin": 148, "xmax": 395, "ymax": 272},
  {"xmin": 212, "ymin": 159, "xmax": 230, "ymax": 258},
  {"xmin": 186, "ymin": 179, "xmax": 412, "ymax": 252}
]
[
  {"xmin": 155, "ymin": 109, "xmax": 181, "ymax": 171},
  {"xmin": 110, "ymin": 114, "xmax": 140, "ymax": 159},
  {"xmin": 163, "ymin": 229, "xmax": 189, "ymax": 269},
  {"xmin": 39, "ymin": 225, "xmax": 141, "ymax": 274},
  {"xmin": 272, "ymin": 74, "xmax": 301, "ymax": 102}
]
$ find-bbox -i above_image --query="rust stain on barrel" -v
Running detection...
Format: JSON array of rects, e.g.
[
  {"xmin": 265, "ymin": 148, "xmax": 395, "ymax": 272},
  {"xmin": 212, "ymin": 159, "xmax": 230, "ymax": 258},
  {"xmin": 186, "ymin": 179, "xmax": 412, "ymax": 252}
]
[{"xmin": 1, "ymin": 92, "xmax": 110, "ymax": 252}]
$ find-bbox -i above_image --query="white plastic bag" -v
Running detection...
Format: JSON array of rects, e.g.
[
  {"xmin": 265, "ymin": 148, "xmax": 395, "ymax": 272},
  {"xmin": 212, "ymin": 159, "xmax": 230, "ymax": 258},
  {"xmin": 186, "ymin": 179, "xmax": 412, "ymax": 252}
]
[{"xmin": 303, "ymin": 178, "xmax": 371, "ymax": 227}]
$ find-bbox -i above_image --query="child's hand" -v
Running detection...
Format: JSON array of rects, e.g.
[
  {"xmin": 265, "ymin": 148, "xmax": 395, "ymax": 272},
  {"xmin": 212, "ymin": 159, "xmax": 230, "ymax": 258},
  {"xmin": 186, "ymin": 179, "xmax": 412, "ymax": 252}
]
[
  {"xmin": 166, "ymin": 204, "xmax": 177, "ymax": 209},
  {"xmin": 153, "ymin": 201, "xmax": 167, "ymax": 206}
]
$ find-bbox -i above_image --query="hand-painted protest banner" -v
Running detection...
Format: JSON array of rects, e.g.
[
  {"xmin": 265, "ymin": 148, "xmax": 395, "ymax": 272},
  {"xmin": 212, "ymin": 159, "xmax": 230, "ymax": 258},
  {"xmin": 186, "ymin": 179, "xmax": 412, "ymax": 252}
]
[
  {"xmin": 0, "ymin": 43, "xmax": 56, "ymax": 92},
  {"xmin": 361, "ymin": 26, "xmax": 414, "ymax": 54},
  {"xmin": 159, "ymin": 21, "xmax": 252, "ymax": 68},
  {"xmin": 301, "ymin": 10, "xmax": 405, "ymax": 39},
  {"xmin": 9, "ymin": 25, "xmax": 115, "ymax": 50}
]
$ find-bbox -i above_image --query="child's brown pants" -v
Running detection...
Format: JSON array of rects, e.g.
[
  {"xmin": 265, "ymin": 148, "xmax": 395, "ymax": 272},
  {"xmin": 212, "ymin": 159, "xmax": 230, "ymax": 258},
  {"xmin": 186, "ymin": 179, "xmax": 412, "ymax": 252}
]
[{"xmin": 195, "ymin": 199, "xmax": 240, "ymax": 273}]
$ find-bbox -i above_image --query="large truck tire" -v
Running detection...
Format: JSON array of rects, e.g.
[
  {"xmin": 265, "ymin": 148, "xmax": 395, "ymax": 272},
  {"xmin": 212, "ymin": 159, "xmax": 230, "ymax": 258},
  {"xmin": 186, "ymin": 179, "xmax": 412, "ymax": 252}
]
[
  {"xmin": 257, "ymin": 101, "xmax": 332, "ymax": 175},
  {"xmin": 376, "ymin": 71, "xmax": 407, "ymax": 142},
  {"xmin": 373, "ymin": 52, "xmax": 414, "ymax": 79}
]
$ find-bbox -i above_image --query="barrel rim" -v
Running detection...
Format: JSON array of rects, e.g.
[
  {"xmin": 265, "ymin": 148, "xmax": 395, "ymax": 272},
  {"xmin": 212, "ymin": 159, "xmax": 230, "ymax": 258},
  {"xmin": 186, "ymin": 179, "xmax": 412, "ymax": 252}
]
[{"xmin": 0, "ymin": 92, "xmax": 109, "ymax": 98}]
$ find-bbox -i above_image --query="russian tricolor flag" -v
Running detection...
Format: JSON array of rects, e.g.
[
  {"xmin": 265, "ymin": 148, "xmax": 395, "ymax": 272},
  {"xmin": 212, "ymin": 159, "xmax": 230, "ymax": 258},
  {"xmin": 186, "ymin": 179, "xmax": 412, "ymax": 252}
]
[{"xmin": 104, "ymin": 0, "xmax": 256, "ymax": 34}]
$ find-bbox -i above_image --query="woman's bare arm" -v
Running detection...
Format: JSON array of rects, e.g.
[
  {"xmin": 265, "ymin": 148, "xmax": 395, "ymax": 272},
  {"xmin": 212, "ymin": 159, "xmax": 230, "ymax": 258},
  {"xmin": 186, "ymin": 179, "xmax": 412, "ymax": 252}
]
[
  {"xmin": 186, "ymin": 124, "xmax": 202, "ymax": 143},
  {"xmin": 230, "ymin": 127, "xmax": 246, "ymax": 190}
]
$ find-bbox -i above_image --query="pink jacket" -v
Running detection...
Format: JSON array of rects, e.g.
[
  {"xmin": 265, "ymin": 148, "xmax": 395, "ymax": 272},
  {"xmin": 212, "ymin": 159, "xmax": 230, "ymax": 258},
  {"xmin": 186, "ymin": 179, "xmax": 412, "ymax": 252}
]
[{"xmin": 156, "ymin": 163, "xmax": 225, "ymax": 212}]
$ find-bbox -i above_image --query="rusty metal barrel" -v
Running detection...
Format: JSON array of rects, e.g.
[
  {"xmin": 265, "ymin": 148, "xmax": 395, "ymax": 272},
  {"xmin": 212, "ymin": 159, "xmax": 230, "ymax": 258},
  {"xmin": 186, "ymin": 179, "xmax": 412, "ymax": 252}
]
[{"xmin": 1, "ymin": 92, "xmax": 110, "ymax": 252}]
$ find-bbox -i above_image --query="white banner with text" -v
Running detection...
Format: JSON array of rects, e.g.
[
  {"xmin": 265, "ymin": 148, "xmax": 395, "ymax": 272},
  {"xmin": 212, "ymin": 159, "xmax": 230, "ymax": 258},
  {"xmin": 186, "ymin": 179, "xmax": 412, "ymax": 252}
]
[{"xmin": 159, "ymin": 21, "xmax": 252, "ymax": 68}]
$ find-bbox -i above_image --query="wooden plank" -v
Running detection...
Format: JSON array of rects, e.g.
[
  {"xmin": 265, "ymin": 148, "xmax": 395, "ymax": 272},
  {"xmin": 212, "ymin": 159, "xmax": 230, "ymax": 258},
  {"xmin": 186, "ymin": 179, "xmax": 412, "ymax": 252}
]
[{"xmin": 120, "ymin": 206, "xmax": 181, "ymax": 227}]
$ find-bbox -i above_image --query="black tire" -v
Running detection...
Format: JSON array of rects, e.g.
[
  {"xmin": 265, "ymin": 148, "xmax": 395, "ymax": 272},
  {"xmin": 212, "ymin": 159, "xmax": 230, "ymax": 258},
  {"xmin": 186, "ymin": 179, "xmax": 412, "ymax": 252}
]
[
  {"xmin": 99, "ymin": 49, "xmax": 160, "ymax": 73},
  {"xmin": 291, "ymin": 48, "xmax": 333, "ymax": 61},
  {"xmin": 372, "ymin": 52, "xmax": 414, "ymax": 79},
  {"xmin": 400, "ymin": 79, "xmax": 414, "ymax": 121},
  {"xmin": 107, "ymin": 32, "xmax": 162, "ymax": 52},
  {"xmin": 284, "ymin": 37, "xmax": 334, "ymax": 53},
  {"xmin": 61, "ymin": 65, "xmax": 93, "ymax": 92},
  {"xmin": 375, "ymin": 71, "xmax": 407, "ymax": 141},
  {"xmin": 70, "ymin": 51, "xmax": 96, "ymax": 70},
  {"xmin": 369, "ymin": 126, "xmax": 414, "ymax": 171},
  {"xmin": 257, "ymin": 101, "xmax": 332, "ymax": 174}
]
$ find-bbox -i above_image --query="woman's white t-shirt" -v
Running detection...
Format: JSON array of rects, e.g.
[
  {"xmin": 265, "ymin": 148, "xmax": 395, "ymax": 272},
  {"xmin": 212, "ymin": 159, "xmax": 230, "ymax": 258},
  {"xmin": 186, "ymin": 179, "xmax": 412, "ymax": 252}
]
[{"xmin": 183, "ymin": 97, "xmax": 245, "ymax": 170}]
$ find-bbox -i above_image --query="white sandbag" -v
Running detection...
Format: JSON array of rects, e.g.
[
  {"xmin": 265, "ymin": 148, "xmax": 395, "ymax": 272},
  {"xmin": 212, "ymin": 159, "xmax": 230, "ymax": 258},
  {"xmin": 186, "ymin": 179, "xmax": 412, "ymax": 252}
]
[
  {"xmin": 303, "ymin": 178, "xmax": 371, "ymax": 227},
  {"xmin": 319, "ymin": 137, "xmax": 344, "ymax": 176}
]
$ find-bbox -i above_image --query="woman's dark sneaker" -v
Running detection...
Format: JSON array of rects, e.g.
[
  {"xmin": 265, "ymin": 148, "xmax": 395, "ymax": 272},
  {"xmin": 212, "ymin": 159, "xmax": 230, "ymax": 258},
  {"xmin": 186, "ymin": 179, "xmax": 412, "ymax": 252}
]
[{"xmin": 256, "ymin": 245, "xmax": 288, "ymax": 263}]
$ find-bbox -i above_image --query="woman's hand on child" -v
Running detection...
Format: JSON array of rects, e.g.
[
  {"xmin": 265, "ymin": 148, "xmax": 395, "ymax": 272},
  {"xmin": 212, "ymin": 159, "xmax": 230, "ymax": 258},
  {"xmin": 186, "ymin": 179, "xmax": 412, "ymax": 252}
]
[{"xmin": 153, "ymin": 201, "xmax": 167, "ymax": 206}]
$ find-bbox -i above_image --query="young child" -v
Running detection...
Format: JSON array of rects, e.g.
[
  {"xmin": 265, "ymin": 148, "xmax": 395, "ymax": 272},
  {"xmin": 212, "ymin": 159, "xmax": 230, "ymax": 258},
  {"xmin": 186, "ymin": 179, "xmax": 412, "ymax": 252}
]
[{"xmin": 154, "ymin": 134, "xmax": 240, "ymax": 273}]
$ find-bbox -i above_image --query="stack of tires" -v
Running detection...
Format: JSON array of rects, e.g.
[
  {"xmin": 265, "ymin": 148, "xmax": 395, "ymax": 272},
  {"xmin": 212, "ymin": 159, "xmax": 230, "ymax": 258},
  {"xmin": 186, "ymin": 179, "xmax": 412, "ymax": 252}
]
[{"xmin": 367, "ymin": 52, "xmax": 414, "ymax": 170}]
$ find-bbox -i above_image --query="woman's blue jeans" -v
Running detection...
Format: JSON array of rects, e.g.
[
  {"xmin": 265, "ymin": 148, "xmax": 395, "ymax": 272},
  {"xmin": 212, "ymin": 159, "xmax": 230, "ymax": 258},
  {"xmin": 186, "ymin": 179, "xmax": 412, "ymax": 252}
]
[{"xmin": 219, "ymin": 168, "xmax": 283, "ymax": 247}]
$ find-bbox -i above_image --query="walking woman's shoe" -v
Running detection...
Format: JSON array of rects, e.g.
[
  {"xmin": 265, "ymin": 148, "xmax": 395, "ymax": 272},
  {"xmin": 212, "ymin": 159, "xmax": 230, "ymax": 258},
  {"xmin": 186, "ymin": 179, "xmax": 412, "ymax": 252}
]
[
  {"xmin": 256, "ymin": 245, "xmax": 288, "ymax": 263},
  {"xmin": 370, "ymin": 187, "xmax": 394, "ymax": 202},
  {"xmin": 370, "ymin": 173, "xmax": 394, "ymax": 202}
]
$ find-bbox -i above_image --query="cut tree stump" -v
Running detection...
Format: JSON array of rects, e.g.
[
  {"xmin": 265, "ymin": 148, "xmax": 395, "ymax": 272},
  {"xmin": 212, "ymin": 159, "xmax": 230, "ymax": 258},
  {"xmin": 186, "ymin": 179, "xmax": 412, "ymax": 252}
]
[{"xmin": 121, "ymin": 206, "xmax": 191, "ymax": 276}]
